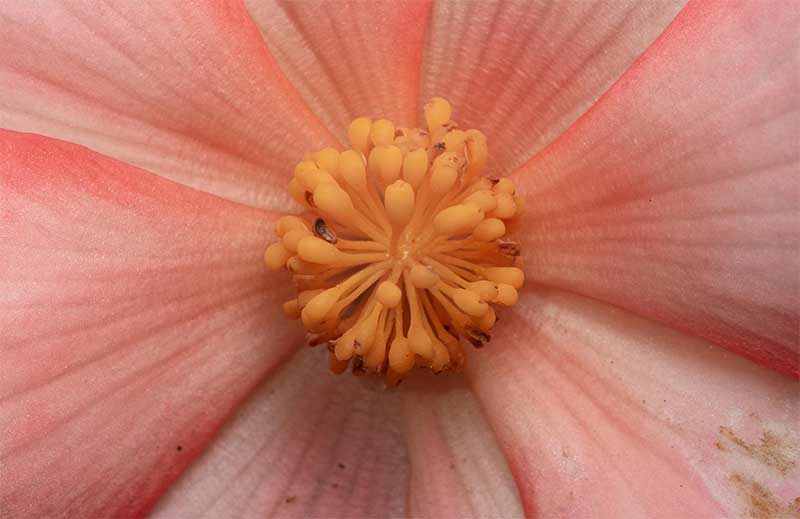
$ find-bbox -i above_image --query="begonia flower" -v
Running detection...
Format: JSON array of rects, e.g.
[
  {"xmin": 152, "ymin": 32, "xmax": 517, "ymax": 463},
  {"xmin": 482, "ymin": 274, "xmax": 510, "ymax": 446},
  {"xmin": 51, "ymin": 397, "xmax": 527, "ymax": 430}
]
[{"xmin": 1, "ymin": 1, "xmax": 797, "ymax": 518}]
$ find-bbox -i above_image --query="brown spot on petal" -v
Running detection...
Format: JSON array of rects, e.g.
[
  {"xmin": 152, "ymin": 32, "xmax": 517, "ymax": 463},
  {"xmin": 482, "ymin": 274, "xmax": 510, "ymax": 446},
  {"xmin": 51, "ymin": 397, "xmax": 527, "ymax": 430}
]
[
  {"xmin": 729, "ymin": 473, "xmax": 796, "ymax": 519},
  {"xmin": 719, "ymin": 426, "xmax": 797, "ymax": 476}
]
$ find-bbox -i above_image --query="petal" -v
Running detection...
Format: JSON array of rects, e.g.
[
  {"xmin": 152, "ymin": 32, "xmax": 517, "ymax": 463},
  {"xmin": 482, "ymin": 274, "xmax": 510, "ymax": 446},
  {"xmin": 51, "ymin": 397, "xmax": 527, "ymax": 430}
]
[
  {"xmin": 468, "ymin": 289, "xmax": 800, "ymax": 518},
  {"xmin": 0, "ymin": 131, "xmax": 298, "ymax": 517},
  {"xmin": 513, "ymin": 0, "xmax": 800, "ymax": 375},
  {"xmin": 245, "ymin": 0, "xmax": 432, "ymax": 135},
  {"xmin": 0, "ymin": 1, "xmax": 335, "ymax": 209},
  {"xmin": 420, "ymin": 0, "xmax": 686, "ymax": 173},
  {"xmin": 152, "ymin": 348, "xmax": 409, "ymax": 518},
  {"xmin": 401, "ymin": 374, "xmax": 525, "ymax": 518}
]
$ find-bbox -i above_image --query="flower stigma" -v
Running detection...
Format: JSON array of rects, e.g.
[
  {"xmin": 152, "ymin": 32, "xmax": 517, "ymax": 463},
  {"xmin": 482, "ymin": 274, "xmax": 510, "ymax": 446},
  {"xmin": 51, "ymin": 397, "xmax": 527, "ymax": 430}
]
[{"xmin": 265, "ymin": 97, "xmax": 524, "ymax": 386}]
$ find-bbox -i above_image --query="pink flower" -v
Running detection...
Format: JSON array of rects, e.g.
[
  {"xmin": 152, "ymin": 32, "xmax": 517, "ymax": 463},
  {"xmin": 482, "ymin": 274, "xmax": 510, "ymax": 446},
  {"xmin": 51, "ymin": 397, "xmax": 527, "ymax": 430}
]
[{"xmin": 1, "ymin": 0, "xmax": 797, "ymax": 517}]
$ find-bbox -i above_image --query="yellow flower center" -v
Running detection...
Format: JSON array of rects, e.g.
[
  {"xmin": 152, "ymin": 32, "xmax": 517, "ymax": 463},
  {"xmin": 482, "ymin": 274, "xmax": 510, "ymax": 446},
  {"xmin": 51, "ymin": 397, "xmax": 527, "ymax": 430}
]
[{"xmin": 265, "ymin": 97, "xmax": 524, "ymax": 385}]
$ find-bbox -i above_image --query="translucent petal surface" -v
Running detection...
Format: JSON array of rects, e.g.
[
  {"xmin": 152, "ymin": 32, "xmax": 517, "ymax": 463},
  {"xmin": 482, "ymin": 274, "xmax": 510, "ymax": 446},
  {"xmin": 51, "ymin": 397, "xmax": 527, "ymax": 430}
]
[
  {"xmin": 154, "ymin": 348, "xmax": 524, "ymax": 518},
  {"xmin": 420, "ymin": 0, "xmax": 687, "ymax": 174},
  {"xmin": 513, "ymin": 0, "xmax": 800, "ymax": 375},
  {"xmin": 246, "ymin": 0, "xmax": 431, "ymax": 138},
  {"xmin": 402, "ymin": 374, "xmax": 525, "ymax": 518},
  {"xmin": 0, "ymin": 131, "xmax": 298, "ymax": 517},
  {"xmin": 468, "ymin": 289, "xmax": 800, "ymax": 518},
  {"xmin": 0, "ymin": 1, "xmax": 335, "ymax": 209}
]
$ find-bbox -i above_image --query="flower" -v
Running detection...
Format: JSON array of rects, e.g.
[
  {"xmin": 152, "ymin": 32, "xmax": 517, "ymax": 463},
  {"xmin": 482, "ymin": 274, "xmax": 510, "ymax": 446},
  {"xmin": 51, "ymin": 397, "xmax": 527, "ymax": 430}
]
[{"xmin": 0, "ymin": 1, "xmax": 797, "ymax": 518}]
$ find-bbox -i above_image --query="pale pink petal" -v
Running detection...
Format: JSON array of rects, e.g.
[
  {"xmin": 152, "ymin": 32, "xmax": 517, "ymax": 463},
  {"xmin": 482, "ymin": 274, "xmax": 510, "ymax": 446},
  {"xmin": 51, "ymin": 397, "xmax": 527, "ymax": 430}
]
[
  {"xmin": 0, "ymin": 1, "xmax": 335, "ymax": 209},
  {"xmin": 401, "ymin": 375, "xmax": 525, "ymax": 518},
  {"xmin": 513, "ymin": 0, "xmax": 800, "ymax": 374},
  {"xmin": 245, "ymin": 0, "xmax": 431, "ymax": 135},
  {"xmin": 0, "ymin": 131, "xmax": 299, "ymax": 517},
  {"xmin": 152, "ymin": 348, "xmax": 409, "ymax": 518},
  {"xmin": 420, "ymin": 0, "xmax": 686, "ymax": 173},
  {"xmin": 468, "ymin": 289, "xmax": 800, "ymax": 518}
]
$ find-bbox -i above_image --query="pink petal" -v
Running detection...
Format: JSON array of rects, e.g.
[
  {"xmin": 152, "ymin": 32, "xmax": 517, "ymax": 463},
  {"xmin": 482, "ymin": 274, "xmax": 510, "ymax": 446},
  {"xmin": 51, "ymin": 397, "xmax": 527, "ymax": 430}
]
[
  {"xmin": 0, "ymin": 131, "xmax": 299, "ymax": 517},
  {"xmin": 402, "ymin": 375, "xmax": 525, "ymax": 518},
  {"xmin": 152, "ymin": 348, "xmax": 409, "ymax": 518},
  {"xmin": 513, "ymin": 0, "xmax": 800, "ymax": 375},
  {"xmin": 420, "ymin": 0, "xmax": 686, "ymax": 173},
  {"xmin": 468, "ymin": 289, "xmax": 800, "ymax": 518},
  {"xmin": 0, "ymin": 1, "xmax": 335, "ymax": 209},
  {"xmin": 154, "ymin": 348, "xmax": 524, "ymax": 518},
  {"xmin": 245, "ymin": 0, "xmax": 431, "ymax": 135}
]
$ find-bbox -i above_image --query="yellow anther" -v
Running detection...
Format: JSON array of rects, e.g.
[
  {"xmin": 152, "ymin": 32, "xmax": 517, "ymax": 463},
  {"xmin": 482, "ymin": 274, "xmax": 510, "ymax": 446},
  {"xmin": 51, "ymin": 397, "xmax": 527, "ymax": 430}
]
[
  {"xmin": 297, "ymin": 236, "xmax": 343, "ymax": 264},
  {"xmin": 301, "ymin": 287, "xmax": 341, "ymax": 326},
  {"xmin": 495, "ymin": 283, "xmax": 519, "ymax": 306},
  {"xmin": 409, "ymin": 264, "xmax": 439, "ymax": 288},
  {"xmin": 430, "ymin": 338, "xmax": 450, "ymax": 372},
  {"xmin": 464, "ymin": 190, "xmax": 497, "ymax": 212},
  {"xmin": 490, "ymin": 193, "xmax": 517, "ymax": 219},
  {"xmin": 294, "ymin": 160, "xmax": 317, "ymax": 176},
  {"xmin": 388, "ymin": 336, "xmax": 414, "ymax": 374},
  {"xmin": 452, "ymin": 288, "xmax": 489, "ymax": 317},
  {"xmin": 476, "ymin": 307, "xmax": 496, "ymax": 331},
  {"xmin": 443, "ymin": 130, "xmax": 467, "ymax": 152},
  {"xmin": 432, "ymin": 151, "xmax": 460, "ymax": 170},
  {"xmin": 429, "ymin": 165, "xmax": 458, "ymax": 196},
  {"xmin": 368, "ymin": 145, "xmax": 403, "ymax": 184},
  {"xmin": 314, "ymin": 147, "xmax": 340, "ymax": 175},
  {"xmin": 334, "ymin": 331, "xmax": 356, "ymax": 360},
  {"xmin": 348, "ymin": 117, "xmax": 372, "ymax": 155},
  {"xmin": 297, "ymin": 288, "xmax": 324, "ymax": 307},
  {"xmin": 468, "ymin": 280, "xmax": 498, "ymax": 301},
  {"xmin": 384, "ymin": 180, "xmax": 415, "ymax": 227},
  {"xmin": 465, "ymin": 130, "xmax": 488, "ymax": 176},
  {"xmin": 484, "ymin": 267, "xmax": 525, "ymax": 289},
  {"xmin": 493, "ymin": 177, "xmax": 515, "ymax": 195},
  {"xmin": 407, "ymin": 324, "xmax": 433, "ymax": 359},
  {"xmin": 339, "ymin": 149, "xmax": 368, "ymax": 190},
  {"xmin": 424, "ymin": 97, "xmax": 452, "ymax": 131},
  {"xmin": 472, "ymin": 218, "xmax": 505, "ymax": 241},
  {"xmin": 355, "ymin": 305, "xmax": 383, "ymax": 353},
  {"xmin": 370, "ymin": 118, "xmax": 396, "ymax": 146},
  {"xmin": 376, "ymin": 281, "xmax": 402, "ymax": 308},
  {"xmin": 433, "ymin": 204, "xmax": 484, "ymax": 236},
  {"xmin": 281, "ymin": 228, "xmax": 311, "ymax": 253},
  {"xmin": 282, "ymin": 299, "xmax": 301, "ymax": 319},
  {"xmin": 275, "ymin": 215, "xmax": 310, "ymax": 237},
  {"xmin": 264, "ymin": 242, "xmax": 291, "ymax": 270},
  {"xmin": 313, "ymin": 183, "xmax": 355, "ymax": 222},
  {"xmin": 402, "ymin": 148, "xmax": 428, "ymax": 189}
]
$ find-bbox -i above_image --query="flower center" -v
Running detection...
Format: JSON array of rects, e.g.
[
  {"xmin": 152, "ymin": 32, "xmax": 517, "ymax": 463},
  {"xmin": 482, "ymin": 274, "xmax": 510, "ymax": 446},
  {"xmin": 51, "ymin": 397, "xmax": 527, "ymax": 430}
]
[{"xmin": 265, "ymin": 97, "xmax": 524, "ymax": 385}]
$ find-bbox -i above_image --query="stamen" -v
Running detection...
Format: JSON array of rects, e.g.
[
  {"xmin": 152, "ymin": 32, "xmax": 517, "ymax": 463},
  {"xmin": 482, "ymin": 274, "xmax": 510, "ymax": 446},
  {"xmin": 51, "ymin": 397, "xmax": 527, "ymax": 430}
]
[{"xmin": 265, "ymin": 97, "xmax": 524, "ymax": 384}]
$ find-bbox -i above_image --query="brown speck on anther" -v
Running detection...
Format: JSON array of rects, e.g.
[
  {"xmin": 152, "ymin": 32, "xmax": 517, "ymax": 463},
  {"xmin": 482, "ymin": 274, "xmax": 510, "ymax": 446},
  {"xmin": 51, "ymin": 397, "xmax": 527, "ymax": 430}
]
[
  {"xmin": 314, "ymin": 218, "xmax": 338, "ymax": 244},
  {"xmin": 352, "ymin": 356, "xmax": 366, "ymax": 375},
  {"xmin": 499, "ymin": 240, "xmax": 521, "ymax": 257},
  {"xmin": 394, "ymin": 129, "xmax": 404, "ymax": 137},
  {"xmin": 466, "ymin": 328, "xmax": 490, "ymax": 348},
  {"xmin": 304, "ymin": 191, "xmax": 316, "ymax": 208}
]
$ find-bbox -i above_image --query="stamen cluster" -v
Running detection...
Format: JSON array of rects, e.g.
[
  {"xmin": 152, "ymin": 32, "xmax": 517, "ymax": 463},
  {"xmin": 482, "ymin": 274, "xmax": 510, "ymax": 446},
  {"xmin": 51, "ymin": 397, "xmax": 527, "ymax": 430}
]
[{"xmin": 265, "ymin": 98, "xmax": 524, "ymax": 385}]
